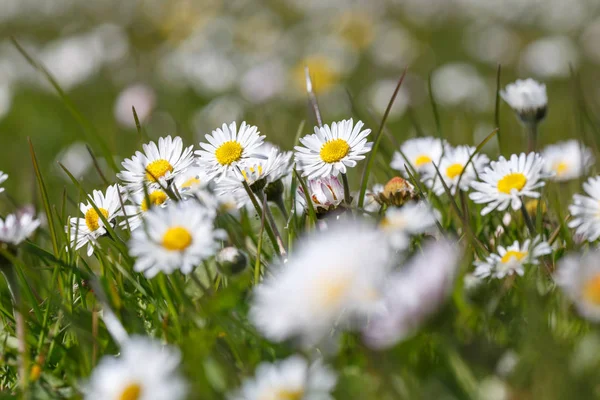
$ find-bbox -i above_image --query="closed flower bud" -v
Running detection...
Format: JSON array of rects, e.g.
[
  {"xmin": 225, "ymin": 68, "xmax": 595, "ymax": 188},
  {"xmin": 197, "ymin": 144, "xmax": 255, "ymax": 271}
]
[
  {"xmin": 216, "ymin": 247, "xmax": 248, "ymax": 276},
  {"xmin": 374, "ymin": 177, "xmax": 418, "ymax": 207}
]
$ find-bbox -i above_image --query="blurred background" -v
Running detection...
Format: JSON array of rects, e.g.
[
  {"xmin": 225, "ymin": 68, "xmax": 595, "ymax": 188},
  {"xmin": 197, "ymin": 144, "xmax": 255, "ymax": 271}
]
[{"xmin": 2, "ymin": 0, "xmax": 600, "ymax": 206}]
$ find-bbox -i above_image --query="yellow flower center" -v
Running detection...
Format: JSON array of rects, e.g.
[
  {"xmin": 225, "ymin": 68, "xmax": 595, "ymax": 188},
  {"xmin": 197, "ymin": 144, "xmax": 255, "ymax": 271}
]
[
  {"xmin": 145, "ymin": 159, "xmax": 174, "ymax": 182},
  {"xmin": 273, "ymin": 389, "xmax": 304, "ymax": 400},
  {"xmin": 85, "ymin": 208, "xmax": 109, "ymax": 232},
  {"xmin": 180, "ymin": 177, "xmax": 201, "ymax": 189},
  {"xmin": 525, "ymin": 199, "xmax": 546, "ymax": 216},
  {"xmin": 554, "ymin": 161, "xmax": 569, "ymax": 175},
  {"xmin": 583, "ymin": 274, "xmax": 600, "ymax": 305},
  {"xmin": 294, "ymin": 56, "xmax": 338, "ymax": 93},
  {"xmin": 446, "ymin": 163, "xmax": 464, "ymax": 180},
  {"xmin": 215, "ymin": 141, "xmax": 243, "ymax": 165},
  {"xmin": 500, "ymin": 250, "xmax": 527, "ymax": 264},
  {"xmin": 497, "ymin": 173, "xmax": 527, "ymax": 194},
  {"xmin": 415, "ymin": 155, "xmax": 432, "ymax": 167},
  {"xmin": 316, "ymin": 276, "xmax": 351, "ymax": 308},
  {"xmin": 319, "ymin": 139, "xmax": 350, "ymax": 163},
  {"xmin": 162, "ymin": 226, "xmax": 193, "ymax": 251},
  {"xmin": 119, "ymin": 383, "xmax": 142, "ymax": 400},
  {"xmin": 141, "ymin": 190, "xmax": 168, "ymax": 212}
]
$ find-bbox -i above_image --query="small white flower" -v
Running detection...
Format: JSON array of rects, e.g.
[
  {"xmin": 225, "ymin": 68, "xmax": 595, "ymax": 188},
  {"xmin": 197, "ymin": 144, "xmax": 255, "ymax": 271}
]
[
  {"xmin": 120, "ymin": 189, "xmax": 171, "ymax": 232},
  {"xmin": 473, "ymin": 236, "xmax": 551, "ymax": 279},
  {"xmin": 363, "ymin": 239, "xmax": 461, "ymax": 349},
  {"xmin": 568, "ymin": 176, "xmax": 600, "ymax": 242},
  {"xmin": 84, "ymin": 336, "xmax": 187, "ymax": 400},
  {"xmin": 196, "ymin": 121, "xmax": 265, "ymax": 180},
  {"xmin": 230, "ymin": 356, "xmax": 337, "ymax": 400},
  {"xmin": 469, "ymin": 152, "xmax": 549, "ymax": 215},
  {"xmin": 0, "ymin": 210, "xmax": 41, "ymax": 245},
  {"xmin": 297, "ymin": 175, "xmax": 345, "ymax": 214},
  {"xmin": 295, "ymin": 119, "xmax": 372, "ymax": 179},
  {"xmin": 250, "ymin": 220, "xmax": 391, "ymax": 345},
  {"xmin": 380, "ymin": 202, "xmax": 440, "ymax": 250},
  {"xmin": 355, "ymin": 183, "xmax": 384, "ymax": 213},
  {"xmin": 555, "ymin": 249, "xmax": 600, "ymax": 322},
  {"xmin": 541, "ymin": 140, "xmax": 594, "ymax": 182},
  {"xmin": 172, "ymin": 166, "xmax": 211, "ymax": 197},
  {"xmin": 0, "ymin": 171, "xmax": 8, "ymax": 193},
  {"xmin": 118, "ymin": 136, "xmax": 195, "ymax": 194},
  {"xmin": 426, "ymin": 145, "xmax": 489, "ymax": 196},
  {"xmin": 390, "ymin": 137, "xmax": 446, "ymax": 177},
  {"xmin": 128, "ymin": 201, "xmax": 225, "ymax": 278},
  {"xmin": 500, "ymin": 78, "xmax": 547, "ymax": 123},
  {"xmin": 68, "ymin": 185, "xmax": 125, "ymax": 256}
]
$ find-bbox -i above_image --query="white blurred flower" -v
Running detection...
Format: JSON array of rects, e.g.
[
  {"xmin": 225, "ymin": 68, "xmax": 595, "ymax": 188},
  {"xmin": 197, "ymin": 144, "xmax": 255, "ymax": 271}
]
[
  {"xmin": 431, "ymin": 63, "xmax": 491, "ymax": 112},
  {"xmin": 380, "ymin": 202, "xmax": 440, "ymax": 251},
  {"xmin": 541, "ymin": 140, "xmax": 594, "ymax": 182},
  {"xmin": 56, "ymin": 142, "xmax": 93, "ymax": 180},
  {"xmin": 0, "ymin": 210, "xmax": 41, "ymax": 245},
  {"xmin": 569, "ymin": 176, "xmax": 600, "ymax": 242},
  {"xmin": 555, "ymin": 249, "xmax": 600, "ymax": 322},
  {"xmin": 0, "ymin": 171, "xmax": 7, "ymax": 193},
  {"xmin": 500, "ymin": 78, "xmax": 547, "ymax": 123},
  {"xmin": 240, "ymin": 60, "xmax": 286, "ymax": 104},
  {"xmin": 390, "ymin": 137, "xmax": 446, "ymax": 177},
  {"xmin": 520, "ymin": 36, "xmax": 579, "ymax": 79},
  {"xmin": 114, "ymin": 84, "xmax": 156, "ymax": 129},
  {"xmin": 426, "ymin": 145, "xmax": 489, "ymax": 196}
]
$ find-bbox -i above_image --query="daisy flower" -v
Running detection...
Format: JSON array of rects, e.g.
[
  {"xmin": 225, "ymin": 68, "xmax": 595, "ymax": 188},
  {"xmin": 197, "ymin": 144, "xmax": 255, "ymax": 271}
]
[
  {"xmin": 128, "ymin": 201, "xmax": 225, "ymax": 278},
  {"xmin": 469, "ymin": 152, "xmax": 549, "ymax": 215},
  {"xmin": 390, "ymin": 137, "xmax": 446, "ymax": 177},
  {"xmin": 250, "ymin": 220, "xmax": 391, "ymax": 345},
  {"xmin": 500, "ymin": 78, "xmax": 547, "ymax": 123},
  {"xmin": 568, "ymin": 176, "xmax": 600, "ymax": 242},
  {"xmin": 68, "ymin": 185, "xmax": 124, "ymax": 257},
  {"xmin": 541, "ymin": 140, "xmax": 594, "ymax": 182},
  {"xmin": 84, "ymin": 336, "xmax": 187, "ymax": 400},
  {"xmin": 230, "ymin": 356, "xmax": 337, "ymax": 400},
  {"xmin": 0, "ymin": 210, "xmax": 41, "ymax": 245},
  {"xmin": 171, "ymin": 166, "xmax": 211, "ymax": 197},
  {"xmin": 555, "ymin": 249, "xmax": 600, "ymax": 322},
  {"xmin": 196, "ymin": 121, "xmax": 265, "ymax": 180},
  {"xmin": 295, "ymin": 119, "xmax": 372, "ymax": 179},
  {"xmin": 120, "ymin": 189, "xmax": 171, "ymax": 232},
  {"xmin": 426, "ymin": 145, "xmax": 489, "ymax": 196},
  {"xmin": 380, "ymin": 202, "xmax": 440, "ymax": 250},
  {"xmin": 473, "ymin": 236, "xmax": 551, "ymax": 279},
  {"xmin": 297, "ymin": 175, "xmax": 345, "ymax": 215},
  {"xmin": 118, "ymin": 136, "xmax": 195, "ymax": 194},
  {"xmin": 0, "ymin": 171, "xmax": 7, "ymax": 193},
  {"xmin": 363, "ymin": 239, "xmax": 461, "ymax": 349}
]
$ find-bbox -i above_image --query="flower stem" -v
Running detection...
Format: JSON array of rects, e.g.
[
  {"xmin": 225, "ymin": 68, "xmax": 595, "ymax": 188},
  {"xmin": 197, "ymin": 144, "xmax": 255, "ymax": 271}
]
[
  {"xmin": 527, "ymin": 122, "xmax": 538, "ymax": 153},
  {"xmin": 520, "ymin": 201, "xmax": 536, "ymax": 236},
  {"xmin": 262, "ymin": 192, "xmax": 287, "ymax": 258},
  {"xmin": 341, "ymin": 173, "xmax": 351, "ymax": 205},
  {"xmin": 273, "ymin": 195, "xmax": 289, "ymax": 221}
]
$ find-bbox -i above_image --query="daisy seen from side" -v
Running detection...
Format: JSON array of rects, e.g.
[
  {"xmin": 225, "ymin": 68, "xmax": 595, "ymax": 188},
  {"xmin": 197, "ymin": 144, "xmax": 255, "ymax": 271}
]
[
  {"xmin": 541, "ymin": 140, "xmax": 594, "ymax": 182},
  {"xmin": 555, "ymin": 249, "xmax": 600, "ymax": 322},
  {"xmin": 0, "ymin": 210, "xmax": 41, "ymax": 245},
  {"xmin": 568, "ymin": 176, "xmax": 600, "ymax": 242},
  {"xmin": 500, "ymin": 78, "xmax": 547, "ymax": 123}
]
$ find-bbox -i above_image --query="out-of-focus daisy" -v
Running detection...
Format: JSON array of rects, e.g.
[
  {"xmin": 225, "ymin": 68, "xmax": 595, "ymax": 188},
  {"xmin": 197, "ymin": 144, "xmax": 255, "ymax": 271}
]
[
  {"xmin": 0, "ymin": 210, "xmax": 41, "ymax": 245},
  {"xmin": 84, "ymin": 336, "xmax": 187, "ymax": 400},
  {"xmin": 355, "ymin": 183, "xmax": 384, "ymax": 213},
  {"xmin": 0, "ymin": 171, "xmax": 8, "ymax": 193},
  {"xmin": 380, "ymin": 202, "xmax": 440, "ymax": 250},
  {"xmin": 128, "ymin": 201, "xmax": 225, "ymax": 278},
  {"xmin": 569, "ymin": 176, "xmax": 600, "ymax": 242},
  {"xmin": 250, "ymin": 220, "xmax": 391, "ymax": 345},
  {"xmin": 500, "ymin": 78, "xmax": 547, "ymax": 123},
  {"xmin": 469, "ymin": 153, "xmax": 549, "ymax": 215},
  {"xmin": 68, "ymin": 185, "xmax": 124, "ymax": 257},
  {"xmin": 297, "ymin": 175, "xmax": 345, "ymax": 215},
  {"xmin": 541, "ymin": 140, "xmax": 594, "ymax": 182},
  {"xmin": 118, "ymin": 136, "xmax": 195, "ymax": 194},
  {"xmin": 555, "ymin": 249, "xmax": 600, "ymax": 322},
  {"xmin": 196, "ymin": 121, "xmax": 265, "ymax": 180},
  {"xmin": 473, "ymin": 236, "xmax": 551, "ymax": 279},
  {"xmin": 391, "ymin": 137, "xmax": 446, "ymax": 177},
  {"xmin": 295, "ymin": 119, "xmax": 372, "ymax": 179},
  {"xmin": 363, "ymin": 239, "xmax": 461, "ymax": 349},
  {"xmin": 426, "ymin": 145, "xmax": 489, "ymax": 196},
  {"xmin": 172, "ymin": 166, "xmax": 210, "ymax": 197},
  {"xmin": 230, "ymin": 356, "xmax": 337, "ymax": 400},
  {"xmin": 120, "ymin": 189, "xmax": 171, "ymax": 231}
]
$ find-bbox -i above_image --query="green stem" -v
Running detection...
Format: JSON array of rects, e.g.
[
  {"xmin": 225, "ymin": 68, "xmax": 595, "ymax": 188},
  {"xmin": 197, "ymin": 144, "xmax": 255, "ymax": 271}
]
[
  {"xmin": 341, "ymin": 173, "xmax": 351, "ymax": 206},
  {"xmin": 520, "ymin": 200, "xmax": 536, "ymax": 236},
  {"xmin": 261, "ymin": 192, "xmax": 287, "ymax": 258},
  {"xmin": 527, "ymin": 122, "xmax": 538, "ymax": 153}
]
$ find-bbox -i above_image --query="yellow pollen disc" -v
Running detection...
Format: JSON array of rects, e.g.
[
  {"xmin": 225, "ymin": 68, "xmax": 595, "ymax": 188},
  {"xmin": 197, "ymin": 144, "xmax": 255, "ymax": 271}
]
[
  {"xmin": 145, "ymin": 159, "xmax": 173, "ymax": 182},
  {"xmin": 293, "ymin": 56, "xmax": 338, "ymax": 93},
  {"xmin": 181, "ymin": 177, "xmax": 201, "ymax": 189},
  {"xmin": 415, "ymin": 155, "xmax": 432, "ymax": 167},
  {"xmin": 500, "ymin": 250, "xmax": 527, "ymax": 264},
  {"xmin": 215, "ymin": 141, "xmax": 243, "ymax": 165},
  {"xmin": 320, "ymin": 139, "xmax": 350, "ymax": 163},
  {"xmin": 554, "ymin": 161, "xmax": 569, "ymax": 175},
  {"xmin": 446, "ymin": 163, "xmax": 464, "ymax": 179},
  {"xmin": 141, "ymin": 191, "xmax": 168, "ymax": 212},
  {"xmin": 119, "ymin": 383, "xmax": 142, "ymax": 400},
  {"xmin": 497, "ymin": 173, "xmax": 527, "ymax": 194},
  {"xmin": 85, "ymin": 208, "xmax": 109, "ymax": 232},
  {"xmin": 274, "ymin": 389, "xmax": 304, "ymax": 400},
  {"xmin": 162, "ymin": 226, "xmax": 193, "ymax": 251},
  {"xmin": 583, "ymin": 274, "xmax": 600, "ymax": 305},
  {"xmin": 317, "ymin": 277, "xmax": 351, "ymax": 308}
]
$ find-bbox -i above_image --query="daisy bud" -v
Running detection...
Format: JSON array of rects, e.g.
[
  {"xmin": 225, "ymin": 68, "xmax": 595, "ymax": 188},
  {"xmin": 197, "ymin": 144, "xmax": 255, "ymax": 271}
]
[
  {"xmin": 500, "ymin": 78, "xmax": 547, "ymax": 124},
  {"xmin": 374, "ymin": 176, "xmax": 418, "ymax": 207},
  {"xmin": 216, "ymin": 247, "xmax": 248, "ymax": 276}
]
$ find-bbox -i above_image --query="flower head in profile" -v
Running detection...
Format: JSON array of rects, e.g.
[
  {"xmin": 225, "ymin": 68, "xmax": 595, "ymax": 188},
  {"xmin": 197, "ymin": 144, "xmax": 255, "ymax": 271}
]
[
  {"xmin": 230, "ymin": 356, "xmax": 337, "ymax": 400},
  {"xmin": 380, "ymin": 202, "xmax": 440, "ymax": 250},
  {"xmin": 295, "ymin": 119, "xmax": 372, "ymax": 179},
  {"xmin": 426, "ymin": 145, "xmax": 489, "ymax": 196},
  {"xmin": 391, "ymin": 137, "xmax": 446, "ymax": 177},
  {"xmin": 500, "ymin": 78, "xmax": 547, "ymax": 123},
  {"xmin": 84, "ymin": 336, "xmax": 187, "ymax": 400},
  {"xmin": 469, "ymin": 152, "xmax": 549, "ymax": 215},
  {"xmin": 118, "ymin": 136, "xmax": 195, "ymax": 194},
  {"xmin": 297, "ymin": 175, "xmax": 345, "ymax": 215},
  {"xmin": 120, "ymin": 189, "xmax": 171, "ymax": 232},
  {"xmin": 0, "ymin": 171, "xmax": 8, "ymax": 193},
  {"xmin": 541, "ymin": 140, "xmax": 594, "ymax": 182},
  {"xmin": 68, "ymin": 185, "xmax": 125, "ymax": 256},
  {"xmin": 568, "ymin": 176, "xmax": 600, "ymax": 242},
  {"xmin": 128, "ymin": 201, "xmax": 224, "ymax": 278},
  {"xmin": 172, "ymin": 166, "xmax": 211, "ymax": 197},
  {"xmin": 0, "ymin": 209, "xmax": 41, "ymax": 245},
  {"xmin": 473, "ymin": 236, "xmax": 551, "ymax": 279},
  {"xmin": 363, "ymin": 239, "xmax": 461, "ymax": 349},
  {"xmin": 250, "ymin": 220, "xmax": 391, "ymax": 345},
  {"xmin": 555, "ymin": 249, "xmax": 600, "ymax": 322},
  {"xmin": 196, "ymin": 121, "xmax": 265, "ymax": 180}
]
